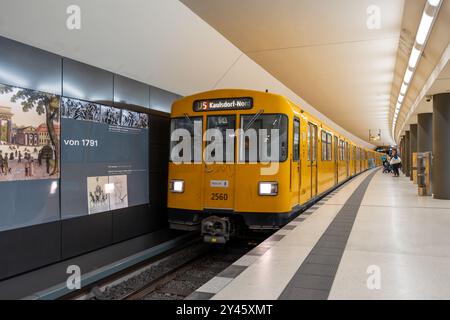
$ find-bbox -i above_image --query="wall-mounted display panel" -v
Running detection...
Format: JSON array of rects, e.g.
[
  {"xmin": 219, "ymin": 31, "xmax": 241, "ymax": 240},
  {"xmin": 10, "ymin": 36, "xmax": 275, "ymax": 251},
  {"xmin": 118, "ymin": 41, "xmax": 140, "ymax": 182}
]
[
  {"xmin": 60, "ymin": 97, "xmax": 149, "ymax": 219},
  {"xmin": 0, "ymin": 82, "xmax": 60, "ymax": 231}
]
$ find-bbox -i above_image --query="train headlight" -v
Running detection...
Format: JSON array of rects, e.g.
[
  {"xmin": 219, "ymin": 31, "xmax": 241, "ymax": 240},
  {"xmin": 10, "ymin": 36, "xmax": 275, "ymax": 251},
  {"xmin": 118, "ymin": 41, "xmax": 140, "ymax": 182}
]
[
  {"xmin": 258, "ymin": 182, "xmax": 278, "ymax": 196},
  {"xmin": 170, "ymin": 180, "xmax": 184, "ymax": 193}
]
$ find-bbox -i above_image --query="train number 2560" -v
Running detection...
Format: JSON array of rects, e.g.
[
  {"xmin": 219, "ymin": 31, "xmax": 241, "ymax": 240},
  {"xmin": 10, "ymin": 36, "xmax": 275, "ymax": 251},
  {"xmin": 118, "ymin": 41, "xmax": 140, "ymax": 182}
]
[{"xmin": 211, "ymin": 193, "xmax": 229, "ymax": 201}]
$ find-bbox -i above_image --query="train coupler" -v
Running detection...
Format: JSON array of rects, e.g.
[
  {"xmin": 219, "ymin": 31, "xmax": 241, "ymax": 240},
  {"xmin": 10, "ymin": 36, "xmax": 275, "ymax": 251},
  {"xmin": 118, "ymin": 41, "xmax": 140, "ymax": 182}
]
[{"xmin": 201, "ymin": 216, "xmax": 232, "ymax": 244}]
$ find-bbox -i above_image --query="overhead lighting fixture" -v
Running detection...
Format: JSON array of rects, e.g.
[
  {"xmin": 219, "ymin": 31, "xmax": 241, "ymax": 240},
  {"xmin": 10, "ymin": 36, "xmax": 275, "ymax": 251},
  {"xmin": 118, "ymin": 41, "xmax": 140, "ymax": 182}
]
[
  {"xmin": 428, "ymin": 0, "xmax": 442, "ymax": 7},
  {"xmin": 400, "ymin": 83, "xmax": 408, "ymax": 95},
  {"xmin": 416, "ymin": 12, "xmax": 434, "ymax": 45},
  {"xmin": 408, "ymin": 46, "xmax": 421, "ymax": 69},
  {"xmin": 392, "ymin": 0, "xmax": 441, "ymax": 141},
  {"xmin": 403, "ymin": 68, "xmax": 414, "ymax": 84}
]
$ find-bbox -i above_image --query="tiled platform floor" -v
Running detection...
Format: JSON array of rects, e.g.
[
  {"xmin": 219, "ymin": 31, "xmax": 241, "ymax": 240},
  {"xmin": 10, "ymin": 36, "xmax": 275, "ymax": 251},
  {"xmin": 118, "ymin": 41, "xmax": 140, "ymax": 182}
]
[{"xmin": 187, "ymin": 169, "xmax": 450, "ymax": 300}]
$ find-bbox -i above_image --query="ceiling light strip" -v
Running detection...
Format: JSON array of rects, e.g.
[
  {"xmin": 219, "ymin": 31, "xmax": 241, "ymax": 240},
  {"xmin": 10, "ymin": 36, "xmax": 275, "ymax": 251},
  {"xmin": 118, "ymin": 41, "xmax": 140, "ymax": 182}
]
[
  {"xmin": 391, "ymin": 0, "xmax": 442, "ymax": 141},
  {"xmin": 396, "ymin": 42, "xmax": 450, "ymax": 142}
]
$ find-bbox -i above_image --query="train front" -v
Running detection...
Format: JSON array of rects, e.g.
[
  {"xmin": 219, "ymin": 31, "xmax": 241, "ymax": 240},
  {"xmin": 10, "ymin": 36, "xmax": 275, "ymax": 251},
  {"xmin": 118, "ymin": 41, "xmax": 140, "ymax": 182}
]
[{"xmin": 167, "ymin": 89, "xmax": 292, "ymax": 243}]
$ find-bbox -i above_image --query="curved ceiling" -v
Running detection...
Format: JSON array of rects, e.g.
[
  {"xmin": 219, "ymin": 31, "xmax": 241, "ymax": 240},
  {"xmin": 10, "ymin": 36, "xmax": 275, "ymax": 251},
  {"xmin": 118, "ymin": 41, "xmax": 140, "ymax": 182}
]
[
  {"xmin": 181, "ymin": 0, "xmax": 405, "ymax": 145},
  {"xmin": 0, "ymin": 0, "xmax": 402, "ymax": 148},
  {"xmin": 392, "ymin": 0, "xmax": 450, "ymax": 142}
]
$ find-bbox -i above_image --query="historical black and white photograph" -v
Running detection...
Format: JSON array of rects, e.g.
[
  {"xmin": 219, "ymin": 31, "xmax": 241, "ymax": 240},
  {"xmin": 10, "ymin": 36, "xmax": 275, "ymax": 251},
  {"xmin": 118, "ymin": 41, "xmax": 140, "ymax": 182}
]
[
  {"xmin": 84, "ymin": 102, "xmax": 101, "ymax": 122},
  {"xmin": 61, "ymin": 97, "xmax": 87, "ymax": 120},
  {"xmin": 137, "ymin": 113, "xmax": 149, "ymax": 129},
  {"xmin": 87, "ymin": 176, "xmax": 110, "ymax": 214},
  {"xmin": 109, "ymin": 175, "xmax": 128, "ymax": 210},
  {"xmin": 121, "ymin": 109, "xmax": 140, "ymax": 127},
  {"xmin": 101, "ymin": 105, "xmax": 122, "ymax": 125}
]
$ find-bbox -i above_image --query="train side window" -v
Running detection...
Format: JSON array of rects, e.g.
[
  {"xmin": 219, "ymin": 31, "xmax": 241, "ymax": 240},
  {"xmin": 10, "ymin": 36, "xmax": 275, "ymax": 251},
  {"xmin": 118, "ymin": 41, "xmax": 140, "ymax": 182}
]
[
  {"xmin": 321, "ymin": 131, "xmax": 327, "ymax": 161},
  {"xmin": 293, "ymin": 118, "xmax": 300, "ymax": 162},
  {"xmin": 307, "ymin": 125, "xmax": 311, "ymax": 161},
  {"xmin": 307, "ymin": 123, "xmax": 318, "ymax": 162},
  {"xmin": 342, "ymin": 141, "xmax": 346, "ymax": 161},
  {"xmin": 327, "ymin": 133, "xmax": 332, "ymax": 161},
  {"xmin": 321, "ymin": 131, "xmax": 332, "ymax": 161},
  {"xmin": 345, "ymin": 142, "xmax": 349, "ymax": 161},
  {"xmin": 311, "ymin": 124, "xmax": 317, "ymax": 162}
]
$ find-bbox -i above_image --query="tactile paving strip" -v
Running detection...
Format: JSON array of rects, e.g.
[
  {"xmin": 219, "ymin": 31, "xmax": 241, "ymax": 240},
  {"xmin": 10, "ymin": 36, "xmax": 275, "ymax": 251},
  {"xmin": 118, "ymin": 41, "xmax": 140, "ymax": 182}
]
[{"xmin": 278, "ymin": 170, "xmax": 378, "ymax": 300}]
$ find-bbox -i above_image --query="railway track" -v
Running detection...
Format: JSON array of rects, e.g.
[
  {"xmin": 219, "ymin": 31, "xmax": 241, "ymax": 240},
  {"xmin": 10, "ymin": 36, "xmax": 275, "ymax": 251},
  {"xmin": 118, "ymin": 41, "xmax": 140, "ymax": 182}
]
[
  {"xmin": 123, "ymin": 243, "xmax": 254, "ymax": 300},
  {"xmin": 64, "ymin": 235, "xmax": 264, "ymax": 300}
]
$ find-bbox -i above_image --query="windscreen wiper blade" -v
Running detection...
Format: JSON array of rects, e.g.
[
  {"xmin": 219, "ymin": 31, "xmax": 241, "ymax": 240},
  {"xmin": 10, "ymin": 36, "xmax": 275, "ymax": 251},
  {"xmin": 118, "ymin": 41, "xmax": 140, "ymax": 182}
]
[{"xmin": 244, "ymin": 109, "xmax": 264, "ymax": 131}]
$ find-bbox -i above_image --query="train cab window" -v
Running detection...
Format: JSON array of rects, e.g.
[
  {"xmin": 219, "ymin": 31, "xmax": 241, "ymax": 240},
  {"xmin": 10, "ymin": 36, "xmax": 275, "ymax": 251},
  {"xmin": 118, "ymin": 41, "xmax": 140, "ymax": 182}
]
[
  {"xmin": 206, "ymin": 115, "xmax": 236, "ymax": 163},
  {"xmin": 170, "ymin": 117, "xmax": 202, "ymax": 162},
  {"xmin": 293, "ymin": 118, "xmax": 300, "ymax": 162},
  {"xmin": 240, "ymin": 114, "xmax": 288, "ymax": 162}
]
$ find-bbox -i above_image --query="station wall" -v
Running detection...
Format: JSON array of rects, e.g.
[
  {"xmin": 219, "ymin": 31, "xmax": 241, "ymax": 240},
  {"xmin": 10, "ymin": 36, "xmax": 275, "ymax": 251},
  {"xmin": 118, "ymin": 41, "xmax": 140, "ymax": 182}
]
[{"xmin": 0, "ymin": 36, "xmax": 180, "ymax": 280}]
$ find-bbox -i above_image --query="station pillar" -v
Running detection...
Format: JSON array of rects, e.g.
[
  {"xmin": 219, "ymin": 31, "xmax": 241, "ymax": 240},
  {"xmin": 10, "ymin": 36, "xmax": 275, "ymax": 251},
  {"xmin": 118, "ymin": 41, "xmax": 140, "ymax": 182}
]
[
  {"xmin": 399, "ymin": 136, "xmax": 404, "ymax": 173},
  {"xmin": 417, "ymin": 113, "xmax": 433, "ymax": 152},
  {"xmin": 433, "ymin": 93, "xmax": 450, "ymax": 199},
  {"xmin": 409, "ymin": 124, "xmax": 418, "ymax": 181},
  {"xmin": 404, "ymin": 131, "xmax": 410, "ymax": 177}
]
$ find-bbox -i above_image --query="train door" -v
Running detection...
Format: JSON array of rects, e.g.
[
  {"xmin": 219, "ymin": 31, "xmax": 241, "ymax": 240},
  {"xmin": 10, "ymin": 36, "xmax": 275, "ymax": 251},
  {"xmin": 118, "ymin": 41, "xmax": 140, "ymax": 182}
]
[
  {"xmin": 308, "ymin": 123, "xmax": 318, "ymax": 198},
  {"xmin": 334, "ymin": 136, "xmax": 339, "ymax": 185},
  {"xmin": 202, "ymin": 115, "xmax": 236, "ymax": 210},
  {"xmin": 353, "ymin": 146, "xmax": 357, "ymax": 175},
  {"xmin": 292, "ymin": 118, "xmax": 301, "ymax": 205}
]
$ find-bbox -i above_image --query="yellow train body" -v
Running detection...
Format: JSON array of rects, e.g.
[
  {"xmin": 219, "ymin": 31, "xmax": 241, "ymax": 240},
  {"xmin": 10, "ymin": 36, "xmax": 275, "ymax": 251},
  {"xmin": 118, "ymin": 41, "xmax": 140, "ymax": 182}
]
[{"xmin": 167, "ymin": 89, "xmax": 382, "ymax": 232}]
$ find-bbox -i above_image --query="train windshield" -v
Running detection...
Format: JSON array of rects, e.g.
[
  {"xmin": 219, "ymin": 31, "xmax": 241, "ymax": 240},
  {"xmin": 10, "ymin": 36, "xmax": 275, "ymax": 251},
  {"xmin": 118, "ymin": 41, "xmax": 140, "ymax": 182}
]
[
  {"xmin": 206, "ymin": 115, "xmax": 236, "ymax": 163},
  {"xmin": 239, "ymin": 114, "xmax": 288, "ymax": 162},
  {"xmin": 170, "ymin": 117, "xmax": 202, "ymax": 162}
]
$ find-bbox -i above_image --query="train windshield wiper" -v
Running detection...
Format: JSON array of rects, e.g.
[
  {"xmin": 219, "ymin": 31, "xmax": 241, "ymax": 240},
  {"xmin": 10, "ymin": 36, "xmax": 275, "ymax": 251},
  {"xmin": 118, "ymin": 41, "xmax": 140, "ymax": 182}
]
[
  {"xmin": 244, "ymin": 109, "xmax": 264, "ymax": 131},
  {"xmin": 183, "ymin": 113, "xmax": 192, "ymax": 123}
]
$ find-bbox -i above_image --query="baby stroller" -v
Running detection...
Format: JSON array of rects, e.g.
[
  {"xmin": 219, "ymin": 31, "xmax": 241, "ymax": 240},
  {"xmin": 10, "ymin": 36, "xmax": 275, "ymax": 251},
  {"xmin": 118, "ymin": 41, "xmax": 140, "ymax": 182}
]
[{"xmin": 382, "ymin": 160, "xmax": 392, "ymax": 173}]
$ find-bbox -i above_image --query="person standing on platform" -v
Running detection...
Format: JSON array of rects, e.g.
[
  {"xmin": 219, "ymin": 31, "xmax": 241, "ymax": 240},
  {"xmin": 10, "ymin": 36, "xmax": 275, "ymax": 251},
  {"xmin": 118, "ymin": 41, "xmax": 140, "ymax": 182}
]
[
  {"xmin": 390, "ymin": 149, "xmax": 401, "ymax": 177},
  {"xmin": 0, "ymin": 152, "xmax": 3, "ymax": 174},
  {"xmin": 3, "ymin": 153, "xmax": 8, "ymax": 176}
]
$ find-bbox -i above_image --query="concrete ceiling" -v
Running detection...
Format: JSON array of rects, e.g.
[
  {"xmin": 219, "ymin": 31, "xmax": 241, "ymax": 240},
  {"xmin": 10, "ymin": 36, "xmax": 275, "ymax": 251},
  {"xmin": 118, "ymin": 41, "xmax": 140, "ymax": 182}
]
[
  {"xmin": 0, "ymin": 0, "xmax": 398, "ymax": 148},
  {"xmin": 181, "ymin": 0, "xmax": 405, "ymax": 145}
]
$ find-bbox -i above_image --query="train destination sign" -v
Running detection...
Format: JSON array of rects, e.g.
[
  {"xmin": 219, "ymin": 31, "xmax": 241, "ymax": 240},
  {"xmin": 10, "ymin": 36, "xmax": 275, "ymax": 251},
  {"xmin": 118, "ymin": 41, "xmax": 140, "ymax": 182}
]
[{"xmin": 193, "ymin": 97, "xmax": 253, "ymax": 112}]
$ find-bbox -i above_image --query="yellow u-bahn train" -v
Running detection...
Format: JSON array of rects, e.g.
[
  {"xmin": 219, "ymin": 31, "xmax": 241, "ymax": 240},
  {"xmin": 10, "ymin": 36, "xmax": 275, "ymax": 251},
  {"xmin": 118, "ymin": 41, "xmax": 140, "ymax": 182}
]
[{"xmin": 167, "ymin": 89, "xmax": 382, "ymax": 242}]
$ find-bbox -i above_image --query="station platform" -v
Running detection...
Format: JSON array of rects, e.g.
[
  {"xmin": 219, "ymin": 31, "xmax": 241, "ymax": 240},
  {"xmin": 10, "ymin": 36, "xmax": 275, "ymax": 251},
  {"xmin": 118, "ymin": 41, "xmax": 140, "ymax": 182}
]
[{"xmin": 188, "ymin": 168, "xmax": 450, "ymax": 300}]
